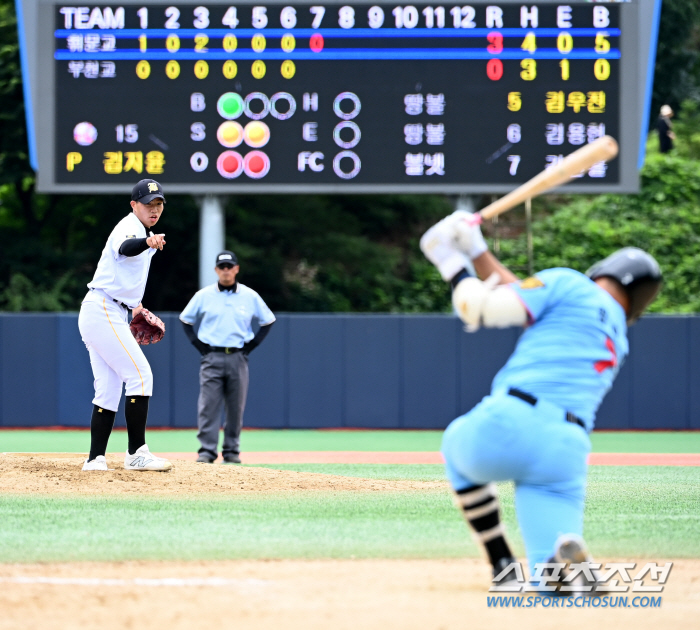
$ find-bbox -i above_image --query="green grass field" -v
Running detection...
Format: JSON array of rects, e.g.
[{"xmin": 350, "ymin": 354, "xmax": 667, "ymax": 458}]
[
  {"xmin": 2, "ymin": 429, "xmax": 700, "ymax": 453},
  {"xmin": 1, "ymin": 430, "xmax": 699, "ymax": 564},
  {"xmin": 0, "ymin": 462, "xmax": 698, "ymax": 563}
]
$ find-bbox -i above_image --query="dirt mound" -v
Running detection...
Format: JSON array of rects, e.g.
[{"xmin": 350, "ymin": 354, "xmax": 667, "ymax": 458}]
[{"xmin": 0, "ymin": 454, "xmax": 447, "ymax": 496}]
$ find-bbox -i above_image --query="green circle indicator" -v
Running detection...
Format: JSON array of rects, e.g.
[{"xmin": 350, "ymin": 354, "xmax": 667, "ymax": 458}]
[{"xmin": 217, "ymin": 93, "xmax": 244, "ymax": 120}]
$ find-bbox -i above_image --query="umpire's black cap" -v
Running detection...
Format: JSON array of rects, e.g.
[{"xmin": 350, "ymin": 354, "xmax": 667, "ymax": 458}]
[
  {"xmin": 586, "ymin": 247, "xmax": 662, "ymax": 324},
  {"xmin": 216, "ymin": 251, "xmax": 239, "ymax": 267},
  {"xmin": 131, "ymin": 179, "xmax": 165, "ymax": 204}
]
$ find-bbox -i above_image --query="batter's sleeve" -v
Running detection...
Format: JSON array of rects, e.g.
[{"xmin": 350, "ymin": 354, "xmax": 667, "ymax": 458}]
[
  {"xmin": 179, "ymin": 292, "xmax": 203, "ymax": 326},
  {"xmin": 507, "ymin": 268, "xmax": 578, "ymax": 324}
]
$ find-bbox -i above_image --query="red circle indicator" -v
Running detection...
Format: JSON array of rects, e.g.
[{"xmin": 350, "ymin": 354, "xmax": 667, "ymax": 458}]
[
  {"xmin": 310, "ymin": 34, "xmax": 324, "ymax": 53},
  {"xmin": 216, "ymin": 151, "xmax": 244, "ymax": 179},
  {"xmin": 243, "ymin": 151, "xmax": 270, "ymax": 179},
  {"xmin": 486, "ymin": 59, "xmax": 503, "ymax": 81}
]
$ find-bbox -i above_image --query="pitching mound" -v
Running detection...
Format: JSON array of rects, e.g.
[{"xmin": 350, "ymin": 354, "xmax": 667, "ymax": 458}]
[{"xmin": 0, "ymin": 453, "xmax": 447, "ymax": 496}]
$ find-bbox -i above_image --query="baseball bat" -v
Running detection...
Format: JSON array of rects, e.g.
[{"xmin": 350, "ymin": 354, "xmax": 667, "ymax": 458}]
[{"xmin": 477, "ymin": 135, "xmax": 619, "ymax": 222}]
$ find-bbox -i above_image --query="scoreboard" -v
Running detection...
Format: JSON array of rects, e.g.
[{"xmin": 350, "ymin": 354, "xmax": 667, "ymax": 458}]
[{"xmin": 19, "ymin": 0, "xmax": 661, "ymax": 194}]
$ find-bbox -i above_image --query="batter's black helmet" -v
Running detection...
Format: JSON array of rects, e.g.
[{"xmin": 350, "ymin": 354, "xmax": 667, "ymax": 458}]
[{"xmin": 586, "ymin": 247, "xmax": 662, "ymax": 324}]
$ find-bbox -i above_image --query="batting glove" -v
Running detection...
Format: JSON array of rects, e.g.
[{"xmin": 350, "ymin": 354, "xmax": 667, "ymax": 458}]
[
  {"xmin": 452, "ymin": 273, "xmax": 501, "ymax": 332},
  {"xmin": 420, "ymin": 217, "xmax": 472, "ymax": 282},
  {"xmin": 449, "ymin": 210, "xmax": 489, "ymax": 260}
]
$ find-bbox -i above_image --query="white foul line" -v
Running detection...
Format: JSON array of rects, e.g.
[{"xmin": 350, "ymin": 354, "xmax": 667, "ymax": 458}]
[{"xmin": 0, "ymin": 577, "xmax": 271, "ymax": 588}]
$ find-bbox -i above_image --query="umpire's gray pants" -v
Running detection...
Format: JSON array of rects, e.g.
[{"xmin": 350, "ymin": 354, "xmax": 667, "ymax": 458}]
[{"xmin": 196, "ymin": 351, "xmax": 249, "ymax": 458}]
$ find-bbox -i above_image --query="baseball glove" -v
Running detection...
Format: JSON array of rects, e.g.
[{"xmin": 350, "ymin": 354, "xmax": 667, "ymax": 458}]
[{"xmin": 130, "ymin": 308, "xmax": 165, "ymax": 345}]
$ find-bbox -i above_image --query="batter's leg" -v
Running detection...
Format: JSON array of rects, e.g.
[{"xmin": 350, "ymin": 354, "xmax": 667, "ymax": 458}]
[
  {"xmin": 514, "ymin": 477, "xmax": 586, "ymax": 572},
  {"xmin": 196, "ymin": 353, "xmax": 226, "ymax": 459},
  {"xmin": 442, "ymin": 410, "xmax": 515, "ymax": 574},
  {"xmin": 221, "ymin": 352, "xmax": 249, "ymax": 459},
  {"xmin": 513, "ymin": 416, "xmax": 590, "ymax": 571}
]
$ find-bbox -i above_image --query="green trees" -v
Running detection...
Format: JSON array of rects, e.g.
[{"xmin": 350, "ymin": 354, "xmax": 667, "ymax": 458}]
[{"xmin": 500, "ymin": 151, "xmax": 700, "ymax": 313}]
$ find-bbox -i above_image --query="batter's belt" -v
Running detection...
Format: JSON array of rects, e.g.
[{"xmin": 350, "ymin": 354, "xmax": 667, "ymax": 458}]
[{"xmin": 508, "ymin": 388, "xmax": 587, "ymax": 432}]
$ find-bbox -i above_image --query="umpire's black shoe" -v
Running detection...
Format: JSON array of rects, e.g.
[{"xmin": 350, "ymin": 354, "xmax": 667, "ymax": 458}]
[
  {"xmin": 223, "ymin": 453, "xmax": 242, "ymax": 464},
  {"xmin": 196, "ymin": 454, "xmax": 215, "ymax": 463}
]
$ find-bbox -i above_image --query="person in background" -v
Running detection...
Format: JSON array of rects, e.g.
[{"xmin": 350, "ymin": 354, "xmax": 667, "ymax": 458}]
[
  {"xmin": 657, "ymin": 104, "xmax": 675, "ymax": 154},
  {"xmin": 180, "ymin": 251, "xmax": 276, "ymax": 464}
]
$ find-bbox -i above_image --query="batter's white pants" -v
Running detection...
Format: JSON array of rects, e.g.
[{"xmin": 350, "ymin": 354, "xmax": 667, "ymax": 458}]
[{"xmin": 78, "ymin": 290, "xmax": 153, "ymax": 412}]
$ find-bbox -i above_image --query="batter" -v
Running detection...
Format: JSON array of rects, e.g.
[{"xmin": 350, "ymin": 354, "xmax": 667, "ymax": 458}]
[
  {"xmin": 421, "ymin": 209, "xmax": 662, "ymax": 589},
  {"xmin": 78, "ymin": 179, "xmax": 172, "ymax": 472}
]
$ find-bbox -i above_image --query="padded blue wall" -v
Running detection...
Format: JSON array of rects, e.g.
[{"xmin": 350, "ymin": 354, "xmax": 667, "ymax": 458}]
[{"xmin": 0, "ymin": 313, "xmax": 698, "ymax": 430}]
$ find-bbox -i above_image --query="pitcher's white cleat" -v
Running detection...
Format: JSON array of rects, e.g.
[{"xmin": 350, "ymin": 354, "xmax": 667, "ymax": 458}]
[
  {"xmin": 82, "ymin": 455, "xmax": 109, "ymax": 471},
  {"xmin": 124, "ymin": 444, "xmax": 173, "ymax": 471}
]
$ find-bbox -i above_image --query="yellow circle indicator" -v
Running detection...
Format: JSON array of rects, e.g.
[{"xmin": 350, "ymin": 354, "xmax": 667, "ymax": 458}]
[
  {"xmin": 223, "ymin": 34, "xmax": 237, "ymax": 52},
  {"xmin": 281, "ymin": 60, "xmax": 296, "ymax": 79},
  {"xmin": 223, "ymin": 59, "xmax": 238, "ymax": 79},
  {"xmin": 281, "ymin": 34, "xmax": 295, "ymax": 52},
  {"xmin": 166, "ymin": 34, "xmax": 180, "ymax": 52},
  {"xmin": 251, "ymin": 60, "xmax": 266, "ymax": 79},
  {"xmin": 243, "ymin": 121, "xmax": 270, "ymax": 148},
  {"xmin": 165, "ymin": 60, "xmax": 180, "ymax": 79},
  {"xmin": 136, "ymin": 60, "xmax": 151, "ymax": 79},
  {"xmin": 194, "ymin": 60, "xmax": 209, "ymax": 79},
  {"xmin": 217, "ymin": 121, "xmax": 244, "ymax": 148},
  {"xmin": 252, "ymin": 34, "xmax": 266, "ymax": 52}
]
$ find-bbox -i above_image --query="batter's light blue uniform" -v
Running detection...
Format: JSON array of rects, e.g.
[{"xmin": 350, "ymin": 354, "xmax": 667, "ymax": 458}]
[{"xmin": 442, "ymin": 268, "xmax": 628, "ymax": 568}]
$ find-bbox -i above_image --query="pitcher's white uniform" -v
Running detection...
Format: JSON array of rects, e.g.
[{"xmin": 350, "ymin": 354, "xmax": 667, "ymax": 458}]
[{"xmin": 78, "ymin": 212, "xmax": 157, "ymax": 411}]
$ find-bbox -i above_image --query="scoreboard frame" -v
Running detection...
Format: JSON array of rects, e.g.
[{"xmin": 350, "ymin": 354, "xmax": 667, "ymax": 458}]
[{"xmin": 18, "ymin": 0, "xmax": 662, "ymax": 194}]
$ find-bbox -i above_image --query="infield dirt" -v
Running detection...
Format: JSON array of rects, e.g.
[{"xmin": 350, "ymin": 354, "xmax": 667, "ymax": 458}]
[{"xmin": 1, "ymin": 559, "xmax": 698, "ymax": 630}]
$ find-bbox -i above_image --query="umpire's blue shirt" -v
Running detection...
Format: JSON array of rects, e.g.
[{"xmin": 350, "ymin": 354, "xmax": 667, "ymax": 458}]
[{"xmin": 179, "ymin": 283, "xmax": 275, "ymax": 348}]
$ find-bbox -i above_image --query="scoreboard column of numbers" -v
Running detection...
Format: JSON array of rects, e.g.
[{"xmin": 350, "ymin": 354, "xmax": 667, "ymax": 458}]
[{"xmin": 53, "ymin": 2, "xmax": 622, "ymax": 191}]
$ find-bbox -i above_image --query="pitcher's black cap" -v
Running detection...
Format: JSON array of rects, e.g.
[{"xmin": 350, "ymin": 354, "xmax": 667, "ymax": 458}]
[{"xmin": 132, "ymin": 179, "xmax": 165, "ymax": 204}]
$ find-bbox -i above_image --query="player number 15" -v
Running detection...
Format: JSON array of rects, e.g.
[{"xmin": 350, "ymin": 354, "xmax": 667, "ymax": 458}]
[{"xmin": 116, "ymin": 124, "xmax": 138, "ymax": 143}]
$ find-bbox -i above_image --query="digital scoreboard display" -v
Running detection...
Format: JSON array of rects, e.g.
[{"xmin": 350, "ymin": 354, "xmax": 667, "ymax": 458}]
[{"xmin": 21, "ymin": 0, "xmax": 656, "ymax": 193}]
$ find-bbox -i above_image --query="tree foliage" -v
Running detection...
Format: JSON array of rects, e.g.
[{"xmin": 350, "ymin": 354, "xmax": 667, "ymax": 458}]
[
  {"xmin": 223, "ymin": 194, "xmax": 451, "ymax": 312},
  {"xmin": 500, "ymin": 105, "xmax": 700, "ymax": 313},
  {"xmin": 652, "ymin": 0, "xmax": 700, "ymax": 119}
]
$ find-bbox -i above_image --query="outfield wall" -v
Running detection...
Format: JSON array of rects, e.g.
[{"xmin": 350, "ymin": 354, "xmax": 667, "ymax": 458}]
[{"xmin": 0, "ymin": 313, "xmax": 698, "ymax": 430}]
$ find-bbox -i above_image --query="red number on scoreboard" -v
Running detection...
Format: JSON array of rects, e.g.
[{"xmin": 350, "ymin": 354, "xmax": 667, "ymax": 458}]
[
  {"xmin": 310, "ymin": 33, "xmax": 324, "ymax": 53},
  {"xmin": 486, "ymin": 59, "xmax": 503, "ymax": 81},
  {"xmin": 487, "ymin": 32, "xmax": 503, "ymax": 54}
]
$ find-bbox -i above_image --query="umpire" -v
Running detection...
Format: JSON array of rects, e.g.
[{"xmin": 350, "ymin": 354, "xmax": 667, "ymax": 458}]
[{"xmin": 180, "ymin": 251, "xmax": 275, "ymax": 463}]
